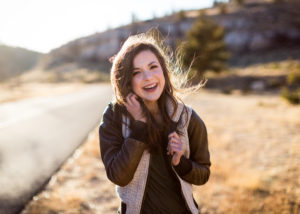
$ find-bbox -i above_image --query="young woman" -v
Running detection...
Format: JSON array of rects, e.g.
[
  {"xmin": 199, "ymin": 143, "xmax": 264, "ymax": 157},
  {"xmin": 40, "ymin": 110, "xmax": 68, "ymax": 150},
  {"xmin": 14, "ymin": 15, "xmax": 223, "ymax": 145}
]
[{"xmin": 99, "ymin": 31, "xmax": 211, "ymax": 214}]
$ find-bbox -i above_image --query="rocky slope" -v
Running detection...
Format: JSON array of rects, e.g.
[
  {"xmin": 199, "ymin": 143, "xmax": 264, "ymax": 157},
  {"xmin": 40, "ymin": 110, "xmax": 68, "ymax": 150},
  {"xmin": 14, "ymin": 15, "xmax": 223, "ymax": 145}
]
[{"xmin": 41, "ymin": 1, "xmax": 300, "ymax": 72}]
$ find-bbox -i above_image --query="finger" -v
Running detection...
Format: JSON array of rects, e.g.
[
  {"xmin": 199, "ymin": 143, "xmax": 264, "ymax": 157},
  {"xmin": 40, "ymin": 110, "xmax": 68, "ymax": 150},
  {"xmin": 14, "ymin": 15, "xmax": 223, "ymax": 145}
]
[
  {"xmin": 168, "ymin": 140, "xmax": 181, "ymax": 155},
  {"xmin": 126, "ymin": 92, "xmax": 133, "ymax": 99},
  {"xmin": 168, "ymin": 132, "xmax": 176, "ymax": 138},
  {"xmin": 170, "ymin": 144, "xmax": 182, "ymax": 155},
  {"xmin": 171, "ymin": 131, "xmax": 180, "ymax": 139},
  {"xmin": 168, "ymin": 134, "xmax": 176, "ymax": 141},
  {"xmin": 170, "ymin": 142, "xmax": 181, "ymax": 149},
  {"xmin": 168, "ymin": 142, "xmax": 180, "ymax": 155},
  {"xmin": 124, "ymin": 101, "xmax": 129, "ymax": 108},
  {"xmin": 169, "ymin": 139, "xmax": 182, "ymax": 148},
  {"xmin": 173, "ymin": 152, "xmax": 181, "ymax": 161},
  {"xmin": 126, "ymin": 93, "xmax": 134, "ymax": 106},
  {"xmin": 168, "ymin": 132, "xmax": 179, "ymax": 140},
  {"xmin": 172, "ymin": 150, "xmax": 183, "ymax": 161},
  {"xmin": 170, "ymin": 137, "xmax": 181, "ymax": 144},
  {"xmin": 167, "ymin": 143, "xmax": 172, "ymax": 155},
  {"xmin": 170, "ymin": 145, "xmax": 182, "ymax": 153},
  {"xmin": 172, "ymin": 153, "xmax": 182, "ymax": 165},
  {"xmin": 131, "ymin": 95, "xmax": 140, "ymax": 106},
  {"xmin": 130, "ymin": 94, "xmax": 141, "ymax": 109},
  {"xmin": 171, "ymin": 147, "xmax": 183, "ymax": 154},
  {"xmin": 169, "ymin": 146, "xmax": 175, "ymax": 156},
  {"xmin": 169, "ymin": 137, "xmax": 181, "ymax": 145}
]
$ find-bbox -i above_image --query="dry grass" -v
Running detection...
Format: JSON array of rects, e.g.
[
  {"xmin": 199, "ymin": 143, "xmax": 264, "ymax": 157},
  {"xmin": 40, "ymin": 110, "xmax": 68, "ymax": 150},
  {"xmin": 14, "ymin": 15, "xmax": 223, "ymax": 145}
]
[
  {"xmin": 206, "ymin": 59, "xmax": 300, "ymax": 78},
  {"xmin": 186, "ymin": 91, "xmax": 300, "ymax": 214},
  {"xmin": 21, "ymin": 89, "xmax": 300, "ymax": 214}
]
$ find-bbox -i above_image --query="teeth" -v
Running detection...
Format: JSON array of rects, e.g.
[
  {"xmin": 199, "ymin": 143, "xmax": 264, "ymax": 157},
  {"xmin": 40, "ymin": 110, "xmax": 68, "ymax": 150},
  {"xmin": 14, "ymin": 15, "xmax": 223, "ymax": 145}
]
[{"xmin": 144, "ymin": 83, "xmax": 157, "ymax": 89}]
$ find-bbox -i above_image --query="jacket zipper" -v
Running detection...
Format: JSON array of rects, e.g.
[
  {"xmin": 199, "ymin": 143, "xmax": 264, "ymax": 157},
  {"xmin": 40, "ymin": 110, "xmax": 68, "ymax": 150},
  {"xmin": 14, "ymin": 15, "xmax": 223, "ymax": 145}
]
[{"xmin": 140, "ymin": 154, "xmax": 151, "ymax": 212}]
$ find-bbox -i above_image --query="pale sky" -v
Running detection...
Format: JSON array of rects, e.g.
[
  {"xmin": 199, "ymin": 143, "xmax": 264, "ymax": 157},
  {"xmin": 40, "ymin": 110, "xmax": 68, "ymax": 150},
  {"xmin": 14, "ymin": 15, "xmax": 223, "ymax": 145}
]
[{"xmin": 0, "ymin": 0, "xmax": 219, "ymax": 53}]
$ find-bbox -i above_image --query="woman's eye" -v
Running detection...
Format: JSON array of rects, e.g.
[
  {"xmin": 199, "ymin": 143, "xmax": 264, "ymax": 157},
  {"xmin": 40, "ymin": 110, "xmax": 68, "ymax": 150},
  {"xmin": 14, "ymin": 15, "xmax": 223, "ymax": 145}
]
[
  {"xmin": 133, "ymin": 71, "xmax": 140, "ymax": 76},
  {"xmin": 150, "ymin": 65, "xmax": 157, "ymax": 69}
]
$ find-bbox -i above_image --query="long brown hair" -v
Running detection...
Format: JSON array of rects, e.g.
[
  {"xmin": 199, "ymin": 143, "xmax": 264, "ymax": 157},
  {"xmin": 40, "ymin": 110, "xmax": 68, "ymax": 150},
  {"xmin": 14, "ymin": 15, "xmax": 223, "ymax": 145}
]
[{"xmin": 110, "ymin": 29, "xmax": 206, "ymax": 153}]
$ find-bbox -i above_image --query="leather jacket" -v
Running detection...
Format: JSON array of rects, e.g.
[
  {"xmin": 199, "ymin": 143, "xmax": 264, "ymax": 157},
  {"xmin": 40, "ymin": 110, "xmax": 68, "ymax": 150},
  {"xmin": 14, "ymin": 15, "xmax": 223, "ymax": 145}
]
[{"xmin": 99, "ymin": 102, "xmax": 211, "ymax": 213}]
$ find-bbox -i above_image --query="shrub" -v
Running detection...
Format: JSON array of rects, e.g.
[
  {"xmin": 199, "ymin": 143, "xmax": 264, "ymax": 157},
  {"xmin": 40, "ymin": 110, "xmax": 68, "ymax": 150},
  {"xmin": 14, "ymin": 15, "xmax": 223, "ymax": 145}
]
[
  {"xmin": 180, "ymin": 15, "xmax": 230, "ymax": 79},
  {"xmin": 287, "ymin": 70, "xmax": 300, "ymax": 85},
  {"xmin": 281, "ymin": 87, "xmax": 300, "ymax": 104}
]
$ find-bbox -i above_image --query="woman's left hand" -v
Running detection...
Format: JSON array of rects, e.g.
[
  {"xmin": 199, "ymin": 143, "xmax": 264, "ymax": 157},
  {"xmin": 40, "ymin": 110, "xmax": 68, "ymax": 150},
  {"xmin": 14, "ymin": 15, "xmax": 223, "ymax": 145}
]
[{"xmin": 167, "ymin": 131, "xmax": 184, "ymax": 166}]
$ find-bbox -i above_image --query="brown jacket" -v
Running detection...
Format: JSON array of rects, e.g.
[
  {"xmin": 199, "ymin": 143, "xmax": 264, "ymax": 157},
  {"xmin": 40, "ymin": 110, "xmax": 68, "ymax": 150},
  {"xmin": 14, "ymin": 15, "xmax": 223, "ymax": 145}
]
[{"xmin": 99, "ymin": 101, "xmax": 211, "ymax": 213}]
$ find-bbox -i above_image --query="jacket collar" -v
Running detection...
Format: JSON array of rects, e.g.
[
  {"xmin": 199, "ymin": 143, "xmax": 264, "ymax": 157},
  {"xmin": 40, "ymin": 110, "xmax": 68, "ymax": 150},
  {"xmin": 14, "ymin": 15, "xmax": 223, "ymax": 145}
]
[{"xmin": 166, "ymin": 96, "xmax": 184, "ymax": 123}]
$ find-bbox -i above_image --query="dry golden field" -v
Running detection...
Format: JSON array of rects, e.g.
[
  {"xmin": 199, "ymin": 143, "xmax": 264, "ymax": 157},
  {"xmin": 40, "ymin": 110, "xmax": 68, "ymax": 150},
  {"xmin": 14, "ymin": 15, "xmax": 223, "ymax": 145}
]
[{"xmin": 21, "ymin": 88, "xmax": 300, "ymax": 214}]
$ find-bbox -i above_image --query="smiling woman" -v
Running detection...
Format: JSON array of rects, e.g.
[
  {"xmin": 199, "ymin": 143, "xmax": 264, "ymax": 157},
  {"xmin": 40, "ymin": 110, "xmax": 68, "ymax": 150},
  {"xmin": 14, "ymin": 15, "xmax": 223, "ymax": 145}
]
[{"xmin": 99, "ymin": 29, "xmax": 211, "ymax": 214}]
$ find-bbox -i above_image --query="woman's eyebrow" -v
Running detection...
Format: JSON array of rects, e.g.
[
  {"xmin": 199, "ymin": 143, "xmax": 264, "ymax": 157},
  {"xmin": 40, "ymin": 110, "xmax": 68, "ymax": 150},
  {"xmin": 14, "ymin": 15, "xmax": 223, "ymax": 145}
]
[
  {"xmin": 133, "ymin": 61, "xmax": 157, "ymax": 70},
  {"xmin": 148, "ymin": 61, "xmax": 157, "ymax": 65}
]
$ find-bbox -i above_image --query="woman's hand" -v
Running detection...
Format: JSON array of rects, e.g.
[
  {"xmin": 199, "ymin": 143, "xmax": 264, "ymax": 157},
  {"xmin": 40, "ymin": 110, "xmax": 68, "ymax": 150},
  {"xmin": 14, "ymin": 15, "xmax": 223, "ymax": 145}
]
[
  {"xmin": 167, "ymin": 131, "xmax": 184, "ymax": 166},
  {"xmin": 124, "ymin": 93, "xmax": 146, "ymax": 123}
]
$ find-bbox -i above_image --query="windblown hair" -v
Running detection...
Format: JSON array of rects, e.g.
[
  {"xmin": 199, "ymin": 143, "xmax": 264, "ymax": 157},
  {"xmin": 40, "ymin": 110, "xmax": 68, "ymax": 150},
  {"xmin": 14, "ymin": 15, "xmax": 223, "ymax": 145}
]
[{"xmin": 109, "ymin": 29, "xmax": 206, "ymax": 153}]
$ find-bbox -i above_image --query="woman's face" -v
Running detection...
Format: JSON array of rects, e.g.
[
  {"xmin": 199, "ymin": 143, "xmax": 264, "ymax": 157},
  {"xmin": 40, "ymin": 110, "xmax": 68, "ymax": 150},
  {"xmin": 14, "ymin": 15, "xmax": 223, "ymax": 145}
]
[{"xmin": 131, "ymin": 50, "xmax": 165, "ymax": 105}]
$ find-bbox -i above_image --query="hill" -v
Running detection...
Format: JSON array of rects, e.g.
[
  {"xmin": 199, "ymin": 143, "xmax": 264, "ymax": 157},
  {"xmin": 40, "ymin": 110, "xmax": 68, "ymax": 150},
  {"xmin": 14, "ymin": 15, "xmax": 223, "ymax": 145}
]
[
  {"xmin": 0, "ymin": 45, "xmax": 42, "ymax": 81},
  {"xmin": 39, "ymin": 0, "xmax": 300, "ymax": 74}
]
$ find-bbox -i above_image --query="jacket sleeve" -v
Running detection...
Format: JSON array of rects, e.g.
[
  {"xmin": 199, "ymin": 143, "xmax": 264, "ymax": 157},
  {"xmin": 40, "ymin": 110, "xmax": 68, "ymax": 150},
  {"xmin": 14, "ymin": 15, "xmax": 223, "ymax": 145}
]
[
  {"xmin": 174, "ymin": 109, "xmax": 211, "ymax": 185},
  {"xmin": 99, "ymin": 103, "xmax": 148, "ymax": 187}
]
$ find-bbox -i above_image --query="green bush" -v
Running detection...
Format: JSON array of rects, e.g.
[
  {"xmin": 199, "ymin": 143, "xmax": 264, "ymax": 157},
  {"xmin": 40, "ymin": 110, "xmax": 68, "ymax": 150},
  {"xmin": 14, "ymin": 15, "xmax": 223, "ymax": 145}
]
[
  {"xmin": 235, "ymin": 0, "xmax": 244, "ymax": 5},
  {"xmin": 180, "ymin": 15, "xmax": 230, "ymax": 79},
  {"xmin": 281, "ymin": 87, "xmax": 300, "ymax": 104},
  {"xmin": 287, "ymin": 70, "xmax": 300, "ymax": 85},
  {"xmin": 221, "ymin": 87, "xmax": 233, "ymax": 94}
]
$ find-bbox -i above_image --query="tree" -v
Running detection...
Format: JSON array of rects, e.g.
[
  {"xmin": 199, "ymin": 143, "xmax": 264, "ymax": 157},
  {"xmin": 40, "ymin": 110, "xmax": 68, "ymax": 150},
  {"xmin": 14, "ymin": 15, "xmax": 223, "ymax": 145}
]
[
  {"xmin": 218, "ymin": 3, "xmax": 228, "ymax": 14},
  {"xmin": 176, "ymin": 10, "xmax": 186, "ymax": 21},
  {"xmin": 235, "ymin": 0, "xmax": 244, "ymax": 6},
  {"xmin": 180, "ymin": 15, "xmax": 230, "ymax": 78}
]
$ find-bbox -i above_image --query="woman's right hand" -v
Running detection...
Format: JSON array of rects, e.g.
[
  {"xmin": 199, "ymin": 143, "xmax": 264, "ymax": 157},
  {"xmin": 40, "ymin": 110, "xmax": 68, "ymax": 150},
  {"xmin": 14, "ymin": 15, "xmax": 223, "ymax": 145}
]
[{"xmin": 124, "ymin": 93, "xmax": 146, "ymax": 123}]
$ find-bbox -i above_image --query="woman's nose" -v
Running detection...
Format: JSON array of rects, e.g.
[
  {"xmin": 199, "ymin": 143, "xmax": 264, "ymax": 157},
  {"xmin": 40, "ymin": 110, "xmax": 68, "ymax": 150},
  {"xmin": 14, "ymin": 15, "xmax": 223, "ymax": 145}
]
[{"xmin": 143, "ymin": 70, "xmax": 152, "ymax": 80}]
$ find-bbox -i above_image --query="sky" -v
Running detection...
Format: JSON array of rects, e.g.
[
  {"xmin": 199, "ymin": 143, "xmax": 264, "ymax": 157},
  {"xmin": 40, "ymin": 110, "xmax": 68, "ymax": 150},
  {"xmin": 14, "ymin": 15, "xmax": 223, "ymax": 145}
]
[{"xmin": 0, "ymin": 0, "xmax": 219, "ymax": 53}]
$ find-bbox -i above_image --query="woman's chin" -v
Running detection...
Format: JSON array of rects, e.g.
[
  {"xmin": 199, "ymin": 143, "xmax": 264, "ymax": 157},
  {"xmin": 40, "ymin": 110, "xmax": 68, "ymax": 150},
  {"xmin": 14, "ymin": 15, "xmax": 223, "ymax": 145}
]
[
  {"xmin": 142, "ymin": 96, "xmax": 160, "ymax": 104},
  {"xmin": 143, "ymin": 98, "xmax": 158, "ymax": 104}
]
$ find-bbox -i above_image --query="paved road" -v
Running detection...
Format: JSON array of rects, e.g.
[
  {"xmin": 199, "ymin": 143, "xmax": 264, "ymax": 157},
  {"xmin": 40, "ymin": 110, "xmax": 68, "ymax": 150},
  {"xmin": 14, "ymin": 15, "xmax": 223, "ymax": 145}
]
[{"xmin": 0, "ymin": 83, "xmax": 112, "ymax": 214}]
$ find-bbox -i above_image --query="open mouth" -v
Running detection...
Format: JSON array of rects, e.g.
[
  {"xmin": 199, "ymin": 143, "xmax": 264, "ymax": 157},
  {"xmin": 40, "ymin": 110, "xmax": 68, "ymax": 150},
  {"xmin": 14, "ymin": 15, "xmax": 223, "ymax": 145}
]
[{"xmin": 143, "ymin": 83, "xmax": 158, "ymax": 92}]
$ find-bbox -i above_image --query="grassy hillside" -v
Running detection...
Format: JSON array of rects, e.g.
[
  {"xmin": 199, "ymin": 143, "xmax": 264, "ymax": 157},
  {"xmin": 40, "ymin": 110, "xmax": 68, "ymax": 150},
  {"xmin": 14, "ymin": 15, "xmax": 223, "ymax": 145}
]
[{"xmin": 0, "ymin": 45, "xmax": 42, "ymax": 81}]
